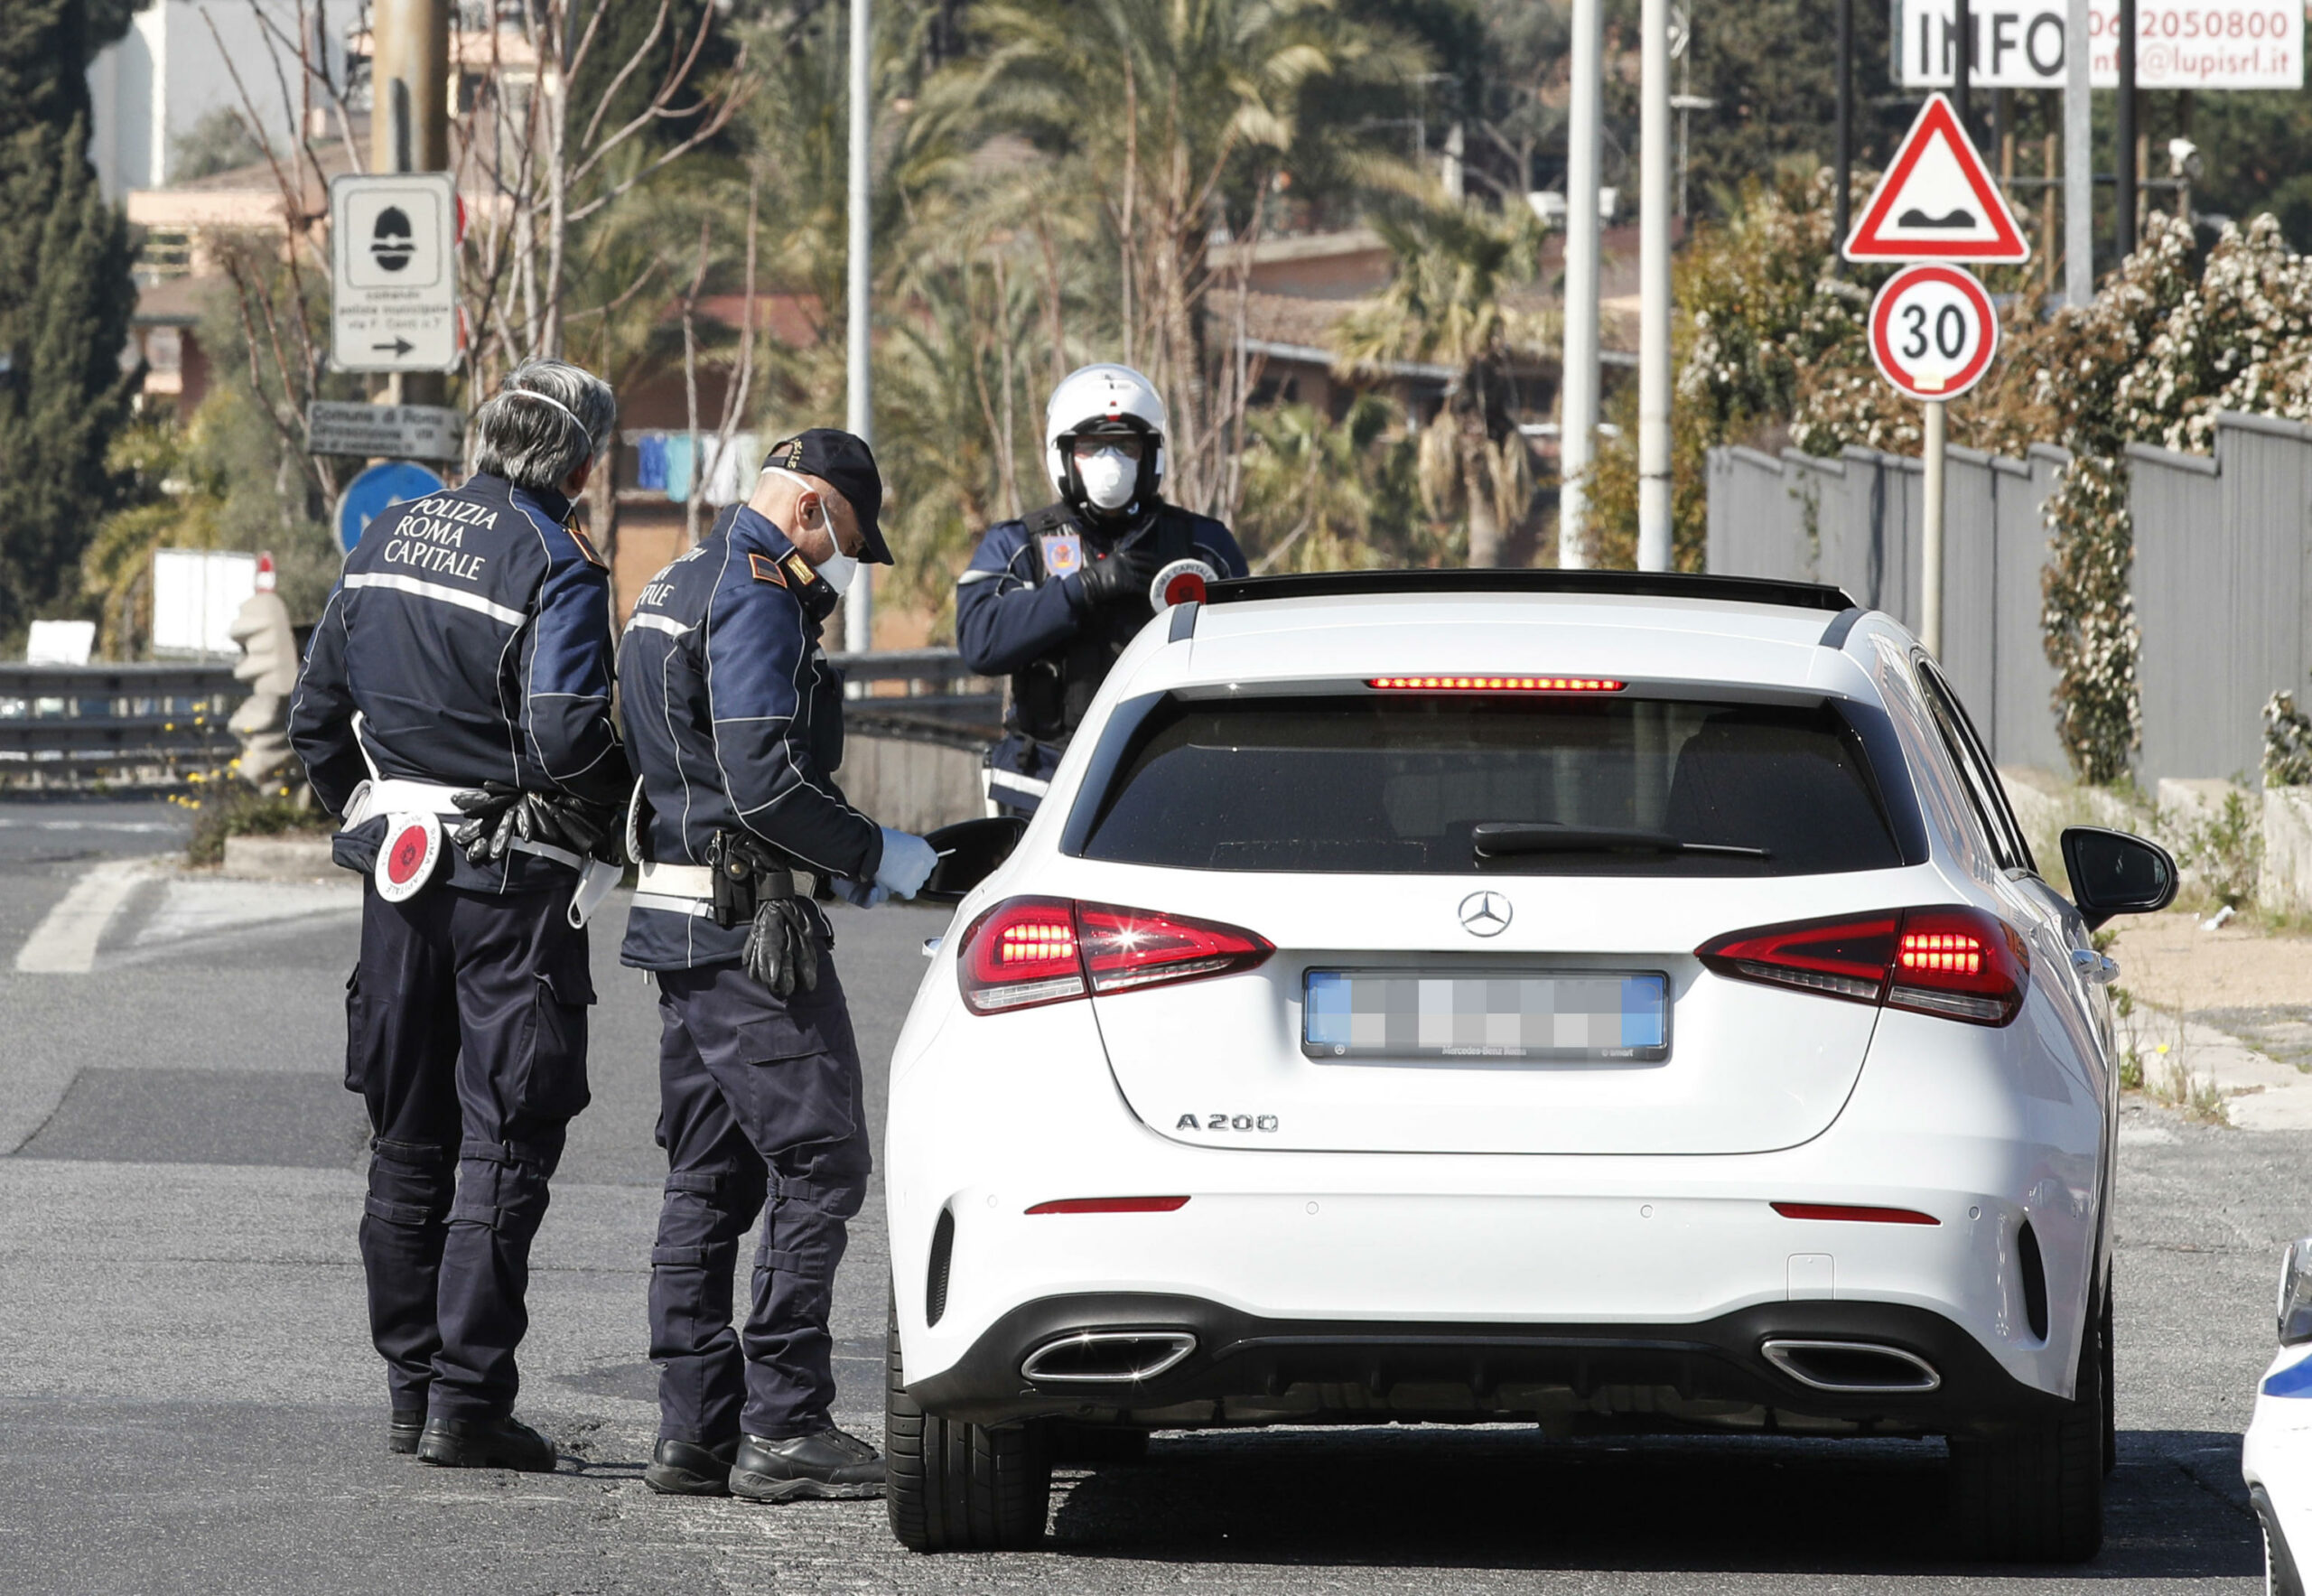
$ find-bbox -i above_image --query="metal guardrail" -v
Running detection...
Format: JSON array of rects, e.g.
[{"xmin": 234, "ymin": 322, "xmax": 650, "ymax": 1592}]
[
  {"xmin": 0, "ymin": 651, "xmax": 991, "ymax": 769},
  {"xmin": 0, "ymin": 662, "xmax": 244, "ymax": 770}
]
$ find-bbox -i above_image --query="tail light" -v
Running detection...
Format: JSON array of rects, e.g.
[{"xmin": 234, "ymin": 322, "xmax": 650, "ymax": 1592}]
[
  {"xmin": 958, "ymin": 896, "xmax": 1272, "ymax": 1015},
  {"xmin": 1696, "ymin": 905, "xmax": 2028, "ymax": 1026}
]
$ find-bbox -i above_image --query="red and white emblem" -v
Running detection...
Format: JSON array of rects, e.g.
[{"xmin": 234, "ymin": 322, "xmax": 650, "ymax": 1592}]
[
  {"xmin": 1148, "ymin": 557, "xmax": 1218, "ymax": 611},
  {"xmin": 374, "ymin": 811, "xmax": 443, "ymax": 902}
]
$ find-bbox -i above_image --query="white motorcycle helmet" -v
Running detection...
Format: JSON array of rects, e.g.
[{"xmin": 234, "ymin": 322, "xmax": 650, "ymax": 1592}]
[{"xmin": 1044, "ymin": 363, "xmax": 1167, "ymax": 519}]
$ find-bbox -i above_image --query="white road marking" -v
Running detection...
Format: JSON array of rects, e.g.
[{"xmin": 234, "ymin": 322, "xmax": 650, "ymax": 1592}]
[{"xmin": 14, "ymin": 858, "xmax": 154, "ymax": 974}]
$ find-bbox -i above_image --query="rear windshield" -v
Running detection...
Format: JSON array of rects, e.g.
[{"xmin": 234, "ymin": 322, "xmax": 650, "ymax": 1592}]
[{"xmin": 1079, "ymin": 694, "xmax": 1903, "ymax": 876}]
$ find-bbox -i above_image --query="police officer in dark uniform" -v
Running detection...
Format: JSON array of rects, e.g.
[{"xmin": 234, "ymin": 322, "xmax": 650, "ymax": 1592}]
[
  {"xmin": 617, "ymin": 430, "xmax": 937, "ymax": 1502},
  {"xmin": 290, "ymin": 359, "xmax": 629, "ymax": 1473},
  {"xmin": 956, "ymin": 362, "xmax": 1248, "ymax": 816}
]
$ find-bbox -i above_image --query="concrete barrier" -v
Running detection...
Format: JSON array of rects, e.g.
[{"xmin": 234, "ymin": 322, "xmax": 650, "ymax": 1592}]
[
  {"xmin": 2262, "ymin": 788, "xmax": 2312, "ymax": 916},
  {"xmin": 840, "ymin": 728, "xmax": 989, "ymax": 834},
  {"xmin": 220, "ymin": 834, "xmax": 339, "ymax": 881}
]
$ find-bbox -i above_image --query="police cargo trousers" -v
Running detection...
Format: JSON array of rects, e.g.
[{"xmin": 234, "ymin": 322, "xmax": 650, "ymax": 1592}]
[
  {"xmin": 345, "ymin": 881, "xmax": 595, "ymax": 1422},
  {"xmin": 648, "ymin": 954, "xmax": 871, "ymax": 1444}
]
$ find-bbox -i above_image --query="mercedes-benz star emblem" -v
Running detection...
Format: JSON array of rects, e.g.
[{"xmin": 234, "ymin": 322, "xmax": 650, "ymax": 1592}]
[{"xmin": 1459, "ymin": 891, "xmax": 1512, "ymax": 937}]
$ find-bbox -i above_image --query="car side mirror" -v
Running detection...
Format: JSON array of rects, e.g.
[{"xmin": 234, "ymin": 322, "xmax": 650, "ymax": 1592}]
[
  {"xmin": 2059, "ymin": 826, "xmax": 2177, "ymax": 929},
  {"xmin": 916, "ymin": 816, "xmax": 1029, "ymax": 906}
]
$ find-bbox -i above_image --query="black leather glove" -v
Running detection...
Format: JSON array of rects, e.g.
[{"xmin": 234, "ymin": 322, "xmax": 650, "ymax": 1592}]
[
  {"xmin": 1076, "ymin": 541, "xmax": 1157, "ymax": 607},
  {"xmin": 743, "ymin": 895, "xmax": 823, "ymax": 999},
  {"xmin": 453, "ymin": 785, "xmax": 622, "ymax": 865}
]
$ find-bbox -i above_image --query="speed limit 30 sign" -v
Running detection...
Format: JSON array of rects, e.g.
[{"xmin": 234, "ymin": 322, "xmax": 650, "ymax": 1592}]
[{"xmin": 1869, "ymin": 262, "xmax": 2000, "ymax": 401}]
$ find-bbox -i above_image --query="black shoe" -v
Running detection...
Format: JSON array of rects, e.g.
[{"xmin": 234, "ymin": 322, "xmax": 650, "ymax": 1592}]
[
  {"xmin": 415, "ymin": 1414, "xmax": 558, "ymax": 1473},
  {"xmin": 388, "ymin": 1410, "xmax": 426, "ymax": 1455},
  {"xmin": 730, "ymin": 1426, "xmax": 884, "ymax": 1501},
  {"xmin": 645, "ymin": 1436, "xmax": 739, "ymax": 1497}
]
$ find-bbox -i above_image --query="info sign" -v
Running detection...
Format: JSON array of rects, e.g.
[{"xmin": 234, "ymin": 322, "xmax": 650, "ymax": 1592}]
[
  {"xmin": 329, "ymin": 173, "xmax": 461, "ymax": 374},
  {"xmin": 1869, "ymin": 264, "xmax": 2002, "ymax": 402},
  {"xmin": 1897, "ymin": 0, "xmax": 2302, "ymax": 90}
]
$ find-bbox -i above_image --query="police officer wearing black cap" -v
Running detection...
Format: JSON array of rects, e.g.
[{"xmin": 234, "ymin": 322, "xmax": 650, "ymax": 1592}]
[
  {"xmin": 617, "ymin": 429, "xmax": 938, "ymax": 1502},
  {"xmin": 290, "ymin": 359, "xmax": 629, "ymax": 1472}
]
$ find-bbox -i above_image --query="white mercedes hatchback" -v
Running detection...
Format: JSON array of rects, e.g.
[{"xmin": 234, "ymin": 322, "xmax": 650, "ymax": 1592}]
[{"xmin": 881, "ymin": 571, "xmax": 2177, "ymax": 1560}]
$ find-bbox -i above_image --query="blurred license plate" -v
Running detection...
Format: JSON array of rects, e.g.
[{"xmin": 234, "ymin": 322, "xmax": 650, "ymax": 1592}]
[{"xmin": 1301, "ymin": 970, "xmax": 1671, "ymax": 1062}]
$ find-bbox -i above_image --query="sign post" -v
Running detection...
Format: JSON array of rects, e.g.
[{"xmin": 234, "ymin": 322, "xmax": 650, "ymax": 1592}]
[
  {"xmin": 329, "ymin": 173, "xmax": 460, "ymax": 376},
  {"xmin": 1846, "ymin": 97, "xmax": 2028, "ymax": 657}
]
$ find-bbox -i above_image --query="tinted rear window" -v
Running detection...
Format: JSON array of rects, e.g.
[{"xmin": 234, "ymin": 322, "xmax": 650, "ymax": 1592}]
[{"xmin": 1079, "ymin": 695, "xmax": 1903, "ymax": 875}]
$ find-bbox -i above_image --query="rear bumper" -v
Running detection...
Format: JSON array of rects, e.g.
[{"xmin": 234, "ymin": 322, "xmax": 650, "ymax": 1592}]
[{"xmin": 905, "ymin": 1292, "xmax": 2068, "ymax": 1434}]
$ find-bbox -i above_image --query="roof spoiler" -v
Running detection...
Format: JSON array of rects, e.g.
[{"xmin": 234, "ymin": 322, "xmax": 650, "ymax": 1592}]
[{"xmin": 1202, "ymin": 569, "xmax": 1859, "ymax": 613}]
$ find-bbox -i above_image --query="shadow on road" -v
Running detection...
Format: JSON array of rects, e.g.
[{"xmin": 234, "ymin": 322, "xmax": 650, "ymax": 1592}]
[{"xmin": 1045, "ymin": 1426, "xmax": 2259, "ymax": 1579}]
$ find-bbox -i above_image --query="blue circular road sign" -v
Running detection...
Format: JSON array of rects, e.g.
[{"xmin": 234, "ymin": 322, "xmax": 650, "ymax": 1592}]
[{"xmin": 336, "ymin": 461, "xmax": 446, "ymax": 553}]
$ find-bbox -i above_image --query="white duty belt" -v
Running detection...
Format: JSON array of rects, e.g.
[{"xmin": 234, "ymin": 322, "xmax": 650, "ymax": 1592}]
[
  {"xmin": 340, "ymin": 713, "xmax": 621, "ymax": 928},
  {"xmin": 631, "ymin": 859, "xmax": 818, "ymax": 919}
]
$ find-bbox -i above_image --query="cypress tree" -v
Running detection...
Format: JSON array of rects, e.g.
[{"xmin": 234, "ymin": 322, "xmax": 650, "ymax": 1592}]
[{"xmin": 0, "ymin": 0, "xmax": 140, "ymax": 644}]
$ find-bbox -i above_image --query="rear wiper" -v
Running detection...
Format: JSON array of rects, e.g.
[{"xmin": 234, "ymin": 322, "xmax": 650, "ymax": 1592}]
[{"xmin": 1471, "ymin": 823, "xmax": 1770, "ymax": 861}]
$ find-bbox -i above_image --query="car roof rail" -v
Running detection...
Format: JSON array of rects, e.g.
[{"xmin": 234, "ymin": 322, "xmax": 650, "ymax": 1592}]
[{"xmin": 1203, "ymin": 568, "xmax": 1860, "ymax": 613}]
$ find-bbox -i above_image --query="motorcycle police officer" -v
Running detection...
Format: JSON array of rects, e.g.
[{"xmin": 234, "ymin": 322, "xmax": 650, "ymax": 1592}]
[
  {"xmin": 290, "ymin": 359, "xmax": 629, "ymax": 1472},
  {"xmin": 956, "ymin": 363, "xmax": 1247, "ymax": 815},
  {"xmin": 617, "ymin": 430, "xmax": 938, "ymax": 1502}
]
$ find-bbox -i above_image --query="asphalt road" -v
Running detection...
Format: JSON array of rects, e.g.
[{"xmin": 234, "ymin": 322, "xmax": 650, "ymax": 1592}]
[{"xmin": 0, "ymin": 793, "xmax": 2285, "ymax": 1594}]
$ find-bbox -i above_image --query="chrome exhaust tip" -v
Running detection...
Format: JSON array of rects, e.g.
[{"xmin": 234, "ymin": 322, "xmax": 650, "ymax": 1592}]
[
  {"xmin": 1021, "ymin": 1330, "xmax": 1197, "ymax": 1385},
  {"xmin": 1761, "ymin": 1339, "xmax": 1941, "ymax": 1394}
]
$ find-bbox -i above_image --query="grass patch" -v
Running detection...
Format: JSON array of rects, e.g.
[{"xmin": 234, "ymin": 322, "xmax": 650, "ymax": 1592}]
[{"xmin": 176, "ymin": 769, "xmax": 322, "ymax": 866}]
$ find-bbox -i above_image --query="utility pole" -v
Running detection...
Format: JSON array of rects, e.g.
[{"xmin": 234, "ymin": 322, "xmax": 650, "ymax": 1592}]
[
  {"xmin": 2065, "ymin": 0, "xmax": 2093, "ymax": 303},
  {"xmin": 1559, "ymin": 0, "xmax": 1602, "ymax": 571},
  {"xmin": 2116, "ymin": 0, "xmax": 2138, "ymax": 259},
  {"xmin": 368, "ymin": 0, "xmax": 448, "ymax": 407},
  {"xmin": 1834, "ymin": 0, "xmax": 1851, "ymax": 272},
  {"xmin": 843, "ymin": 0, "xmax": 875, "ymax": 656},
  {"xmin": 1636, "ymin": 0, "xmax": 1673, "ymax": 571},
  {"xmin": 1922, "ymin": 399, "xmax": 1945, "ymax": 656}
]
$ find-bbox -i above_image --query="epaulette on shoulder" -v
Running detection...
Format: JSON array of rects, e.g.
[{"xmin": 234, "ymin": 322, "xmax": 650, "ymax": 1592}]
[{"xmin": 1022, "ymin": 503, "xmax": 1080, "ymax": 537}]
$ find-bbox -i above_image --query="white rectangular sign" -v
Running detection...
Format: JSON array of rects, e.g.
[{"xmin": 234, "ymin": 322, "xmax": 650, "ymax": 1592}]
[
  {"xmin": 1898, "ymin": 0, "xmax": 2303, "ymax": 89},
  {"xmin": 329, "ymin": 172, "xmax": 461, "ymax": 373},
  {"xmin": 151, "ymin": 550, "xmax": 258, "ymax": 658},
  {"xmin": 306, "ymin": 400, "xmax": 464, "ymax": 461}
]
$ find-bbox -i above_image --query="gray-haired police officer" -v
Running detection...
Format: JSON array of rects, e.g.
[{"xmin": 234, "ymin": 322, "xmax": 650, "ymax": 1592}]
[
  {"xmin": 617, "ymin": 430, "xmax": 937, "ymax": 1502},
  {"xmin": 290, "ymin": 359, "xmax": 629, "ymax": 1473}
]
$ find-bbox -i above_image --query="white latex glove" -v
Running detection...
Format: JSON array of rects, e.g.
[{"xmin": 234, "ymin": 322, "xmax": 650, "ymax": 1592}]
[{"xmin": 873, "ymin": 827, "xmax": 938, "ymax": 900}]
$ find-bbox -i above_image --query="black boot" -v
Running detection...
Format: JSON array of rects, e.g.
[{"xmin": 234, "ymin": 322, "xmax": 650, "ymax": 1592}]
[
  {"xmin": 415, "ymin": 1414, "xmax": 558, "ymax": 1473},
  {"xmin": 730, "ymin": 1426, "xmax": 884, "ymax": 1502},
  {"xmin": 645, "ymin": 1436, "xmax": 740, "ymax": 1497},
  {"xmin": 388, "ymin": 1410, "xmax": 426, "ymax": 1456}
]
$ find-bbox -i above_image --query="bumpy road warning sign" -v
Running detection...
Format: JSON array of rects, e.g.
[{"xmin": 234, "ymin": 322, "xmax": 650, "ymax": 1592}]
[{"xmin": 1844, "ymin": 94, "xmax": 2030, "ymax": 265}]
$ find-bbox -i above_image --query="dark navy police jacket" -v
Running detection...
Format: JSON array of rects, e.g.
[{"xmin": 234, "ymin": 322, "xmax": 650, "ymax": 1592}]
[
  {"xmin": 617, "ymin": 504, "xmax": 883, "ymax": 972},
  {"xmin": 956, "ymin": 501, "xmax": 1245, "ymax": 807},
  {"xmin": 289, "ymin": 471, "xmax": 627, "ymax": 894}
]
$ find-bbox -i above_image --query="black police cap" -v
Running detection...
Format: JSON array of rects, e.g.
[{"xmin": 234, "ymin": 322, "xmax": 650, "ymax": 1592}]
[{"xmin": 764, "ymin": 429, "xmax": 890, "ymax": 565}]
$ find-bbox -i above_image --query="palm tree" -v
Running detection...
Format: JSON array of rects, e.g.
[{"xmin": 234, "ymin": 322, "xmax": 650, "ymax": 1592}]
[
  {"xmin": 1236, "ymin": 394, "xmax": 1427, "ymax": 573},
  {"xmin": 1329, "ymin": 199, "xmax": 1549, "ymax": 566},
  {"xmin": 922, "ymin": 0, "xmax": 1426, "ymax": 523}
]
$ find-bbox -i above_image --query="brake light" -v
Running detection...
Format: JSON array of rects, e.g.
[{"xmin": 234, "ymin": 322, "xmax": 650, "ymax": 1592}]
[
  {"xmin": 958, "ymin": 896, "xmax": 1273, "ymax": 1015},
  {"xmin": 1695, "ymin": 906, "xmax": 2028, "ymax": 1026},
  {"xmin": 1368, "ymin": 676, "xmax": 1625, "ymax": 692}
]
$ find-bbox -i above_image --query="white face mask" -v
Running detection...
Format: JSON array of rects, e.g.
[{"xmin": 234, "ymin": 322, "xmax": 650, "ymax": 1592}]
[
  {"xmin": 766, "ymin": 467, "xmax": 857, "ymax": 592},
  {"xmin": 1077, "ymin": 445, "xmax": 1138, "ymax": 510}
]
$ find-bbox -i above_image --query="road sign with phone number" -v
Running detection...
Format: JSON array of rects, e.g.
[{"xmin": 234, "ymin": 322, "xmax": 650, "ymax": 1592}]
[{"xmin": 1869, "ymin": 263, "xmax": 2001, "ymax": 402}]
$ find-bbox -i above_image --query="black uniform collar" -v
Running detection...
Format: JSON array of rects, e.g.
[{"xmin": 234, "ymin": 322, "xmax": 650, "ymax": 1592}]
[{"xmin": 727, "ymin": 504, "xmax": 841, "ymax": 626}]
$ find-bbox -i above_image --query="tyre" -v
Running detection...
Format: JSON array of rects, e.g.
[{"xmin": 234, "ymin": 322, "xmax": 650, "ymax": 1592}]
[
  {"xmin": 1049, "ymin": 1422, "xmax": 1151, "ymax": 1466},
  {"xmin": 885, "ymin": 1291, "xmax": 1052, "ymax": 1552},
  {"xmin": 2100, "ymin": 1272, "xmax": 2117, "ymax": 1478},
  {"xmin": 1948, "ymin": 1303, "xmax": 2105, "ymax": 1563}
]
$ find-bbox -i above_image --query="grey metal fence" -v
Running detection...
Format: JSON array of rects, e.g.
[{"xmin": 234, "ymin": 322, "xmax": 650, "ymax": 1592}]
[
  {"xmin": 0, "ymin": 663, "xmax": 244, "ymax": 775},
  {"xmin": 2128, "ymin": 413, "xmax": 2312, "ymax": 785},
  {"xmin": 1706, "ymin": 441, "xmax": 2068, "ymax": 770}
]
